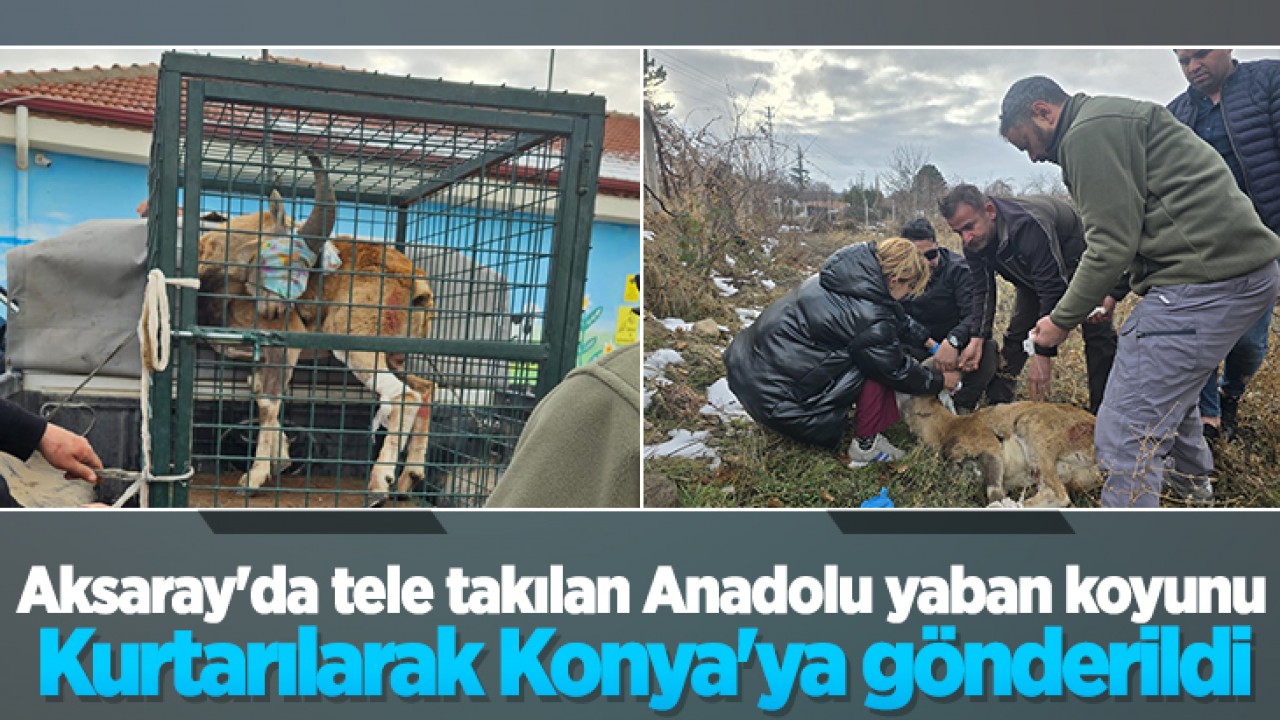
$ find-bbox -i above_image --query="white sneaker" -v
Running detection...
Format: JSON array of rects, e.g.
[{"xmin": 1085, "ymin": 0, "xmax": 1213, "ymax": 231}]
[{"xmin": 848, "ymin": 434, "xmax": 905, "ymax": 468}]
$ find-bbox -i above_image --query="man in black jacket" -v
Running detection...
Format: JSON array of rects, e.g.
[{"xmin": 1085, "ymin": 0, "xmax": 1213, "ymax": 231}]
[
  {"xmin": 1, "ymin": 398, "xmax": 103, "ymax": 507},
  {"xmin": 938, "ymin": 184, "xmax": 1117, "ymax": 413},
  {"xmin": 898, "ymin": 218, "xmax": 998, "ymax": 414},
  {"xmin": 1168, "ymin": 50, "xmax": 1280, "ymax": 440}
]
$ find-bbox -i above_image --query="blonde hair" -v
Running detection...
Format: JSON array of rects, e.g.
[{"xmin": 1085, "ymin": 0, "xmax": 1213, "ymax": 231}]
[{"xmin": 875, "ymin": 236, "xmax": 931, "ymax": 297}]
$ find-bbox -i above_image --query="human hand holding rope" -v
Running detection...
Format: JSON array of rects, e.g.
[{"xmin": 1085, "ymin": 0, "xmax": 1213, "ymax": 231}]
[{"xmin": 37, "ymin": 422, "xmax": 102, "ymax": 484}]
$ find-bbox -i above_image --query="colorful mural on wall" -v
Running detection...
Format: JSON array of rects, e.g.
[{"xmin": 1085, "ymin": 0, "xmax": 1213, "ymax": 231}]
[{"xmin": 578, "ymin": 223, "xmax": 641, "ymax": 366}]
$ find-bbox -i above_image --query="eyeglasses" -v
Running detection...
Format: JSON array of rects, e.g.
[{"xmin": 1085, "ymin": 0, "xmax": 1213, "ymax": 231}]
[{"xmin": 923, "ymin": 248, "xmax": 939, "ymax": 260}]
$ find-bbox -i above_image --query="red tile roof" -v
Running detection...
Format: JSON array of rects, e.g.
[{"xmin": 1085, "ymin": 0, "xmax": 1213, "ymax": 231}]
[
  {"xmin": 605, "ymin": 112, "xmax": 639, "ymax": 160},
  {"xmin": 0, "ymin": 60, "xmax": 639, "ymax": 196},
  {"xmin": 0, "ymin": 63, "xmax": 157, "ymax": 127}
]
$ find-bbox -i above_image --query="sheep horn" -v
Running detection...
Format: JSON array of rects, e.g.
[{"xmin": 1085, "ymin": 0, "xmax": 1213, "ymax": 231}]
[{"xmin": 295, "ymin": 153, "xmax": 336, "ymax": 256}]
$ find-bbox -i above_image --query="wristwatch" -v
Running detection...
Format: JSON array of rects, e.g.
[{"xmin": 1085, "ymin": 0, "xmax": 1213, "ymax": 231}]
[{"xmin": 946, "ymin": 328, "xmax": 971, "ymax": 350}]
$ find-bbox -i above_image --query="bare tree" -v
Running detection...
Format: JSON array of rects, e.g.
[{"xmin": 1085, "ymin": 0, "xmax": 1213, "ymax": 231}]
[
  {"xmin": 1020, "ymin": 170, "xmax": 1071, "ymax": 199},
  {"xmin": 883, "ymin": 144, "xmax": 951, "ymax": 220},
  {"xmin": 984, "ymin": 177, "xmax": 1016, "ymax": 197},
  {"xmin": 884, "ymin": 144, "xmax": 930, "ymax": 200}
]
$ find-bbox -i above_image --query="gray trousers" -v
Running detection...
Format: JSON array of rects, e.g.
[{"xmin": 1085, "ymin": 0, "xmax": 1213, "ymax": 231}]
[{"xmin": 1096, "ymin": 261, "xmax": 1280, "ymax": 507}]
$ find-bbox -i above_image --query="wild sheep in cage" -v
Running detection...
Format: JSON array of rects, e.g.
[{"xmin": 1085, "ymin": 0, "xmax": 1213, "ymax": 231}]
[{"xmin": 195, "ymin": 155, "xmax": 436, "ymax": 506}]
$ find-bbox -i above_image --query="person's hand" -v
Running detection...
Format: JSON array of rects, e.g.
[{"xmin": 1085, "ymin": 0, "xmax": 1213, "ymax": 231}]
[
  {"xmin": 1027, "ymin": 354, "xmax": 1053, "ymax": 402},
  {"xmin": 1030, "ymin": 316, "xmax": 1069, "ymax": 349},
  {"xmin": 1086, "ymin": 295, "xmax": 1117, "ymax": 324},
  {"xmin": 37, "ymin": 423, "xmax": 103, "ymax": 484},
  {"xmin": 958, "ymin": 337, "xmax": 984, "ymax": 372},
  {"xmin": 942, "ymin": 369, "xmax": 962, "ymax": 391},
  {"xmin": 933, "ymin": 341, "xmax": 960, "ymax": 371}
]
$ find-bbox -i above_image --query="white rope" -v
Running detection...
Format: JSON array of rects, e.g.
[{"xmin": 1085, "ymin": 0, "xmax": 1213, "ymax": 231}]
[{"xmin": 125, "ymin": 269, "xmax": 200, "ymax": 508}]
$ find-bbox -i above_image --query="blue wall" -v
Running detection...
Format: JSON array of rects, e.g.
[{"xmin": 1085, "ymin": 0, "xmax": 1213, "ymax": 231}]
[
  {"xmin": 0, "ymin": 147, "xmax": 148, "ymax": 295},
  {"xmin": 580, "ymin": 220, "xmax": 641, "ymax": 365},
  {"xmin": 1, "ymin": 145, "xmax": 639, "ymax": 365}
]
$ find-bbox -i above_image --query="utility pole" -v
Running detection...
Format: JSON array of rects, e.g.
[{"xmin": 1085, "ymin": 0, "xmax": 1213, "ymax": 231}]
[
  {"xmin": 858, "ymin": 172, "xmax": 870, "ymax": 227},
  {"xmin": 764, "ymin": 107, "xmax": 777, "ymax": 176}
]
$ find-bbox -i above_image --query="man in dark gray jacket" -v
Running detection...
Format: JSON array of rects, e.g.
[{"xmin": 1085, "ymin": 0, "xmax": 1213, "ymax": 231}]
[
  {"xmin": 938, "ymin": 184, "xmax": 1117, "ymax": 414},
  {"xmin": 1168, "ymin": 50, "xmax": 1280, "ymax": 441}
]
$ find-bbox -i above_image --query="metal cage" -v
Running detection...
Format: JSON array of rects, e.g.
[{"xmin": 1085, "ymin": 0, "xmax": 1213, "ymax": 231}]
[{"xmin": 143, "ymin": 53, "xmax": 605, "ymax": 508}]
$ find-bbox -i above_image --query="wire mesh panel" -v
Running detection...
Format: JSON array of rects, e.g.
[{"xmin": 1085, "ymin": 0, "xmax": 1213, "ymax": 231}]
[{"xmin": 144, "ymin": 53, "xmax": 605, "ymax": 508}]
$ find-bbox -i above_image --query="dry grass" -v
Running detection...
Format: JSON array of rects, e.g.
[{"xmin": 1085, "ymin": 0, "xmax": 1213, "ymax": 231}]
[{"xmin": 644, "ymin": 223, "xmax": 1280, "ymax": 509}]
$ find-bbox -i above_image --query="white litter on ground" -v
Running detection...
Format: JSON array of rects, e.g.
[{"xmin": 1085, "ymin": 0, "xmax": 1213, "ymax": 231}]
[
  {"xmin": 700, "ymin": 377, "xmax": 752, "ymax": 422},
  {"xmin": 712, "ymin": 275, "xmax": 739, "ymax": 297},
  {"xmin": 987, "ymin": 489, "xmax": 1028, "ymax": 508},
  {"xmin": 658, "ymin": 317, "xmax": 693, "ymax": 333},
  {"xmin": 644, "ymin": 429, "xmax": 722, "ymax": 471}
]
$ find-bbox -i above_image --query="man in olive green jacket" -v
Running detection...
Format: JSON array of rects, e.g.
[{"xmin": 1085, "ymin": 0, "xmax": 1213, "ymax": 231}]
[
  {"xmin": 999, "ymin": 76, "xmax": 1280, "ymax": 508},
  {"xmin": 485, "ymin": 343, "xmax": 640, "ymax": 508}
]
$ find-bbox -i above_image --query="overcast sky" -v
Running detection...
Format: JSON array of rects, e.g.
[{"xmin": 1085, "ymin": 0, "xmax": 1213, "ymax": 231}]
[
  {"xmin": 0, "ymin": 47, "xmax": 641, "ymax": 115},
  {"xmin": 649, "ymin": 48, "xmax": 1280, "ymax": 192}
]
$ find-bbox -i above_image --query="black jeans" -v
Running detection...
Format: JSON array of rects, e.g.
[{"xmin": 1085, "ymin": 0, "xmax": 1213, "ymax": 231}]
[
  {"xmin": 989, "ymin": 286, "xmax": 1117, "ymax": 413},
  {"xmin": 906, "ymin": 338, "xmax": 999, "ymax": 411}
]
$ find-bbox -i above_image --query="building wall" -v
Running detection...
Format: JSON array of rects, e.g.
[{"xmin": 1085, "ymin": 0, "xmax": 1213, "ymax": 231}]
[
  {"xmin": 0, "ymin": 146, "xmax": 148, "ymax": 288},
  {"xmin": 1, "ymin": 140, "xmax": 639, "ymax": 366},
  {"xmin": 580, "ymin": 220, "xmax": 641, "ymax": 365}
]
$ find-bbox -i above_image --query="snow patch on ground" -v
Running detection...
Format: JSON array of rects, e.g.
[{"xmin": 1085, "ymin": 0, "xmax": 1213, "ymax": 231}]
[
  {"xmin": 711, "ymin": 275, "xmax": 739, "ymax": 297},
  {"xmin": 700, "ymin": 378, "xmax": 752, "ymax": 422},
  {"xmin": 658, "ymin": 317, "xmax": 693, "ymax": 333},
  {"xmin": 644, "ymin": 429, "xmax": 722, "ymax": 471},
  {"xmin": 644, "ymin": 349, "xmax": 683, "ymax": 380},
  {"xmin": 748, "ymin": 268, "xmax": 777, "ymax": 291},
  {"xmin": 643, "ymin": 349, "xmax": 684, "ymax": 410},
  {"xmin": 735, "ymin": 308, "xmax": 762, "ymax": 328}
]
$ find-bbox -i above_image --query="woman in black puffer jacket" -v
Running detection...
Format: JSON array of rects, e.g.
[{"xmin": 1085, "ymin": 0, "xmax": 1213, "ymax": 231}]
[{"xmin": 724, "ymin": 237, "xmax": 959, "ymax": 466}]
